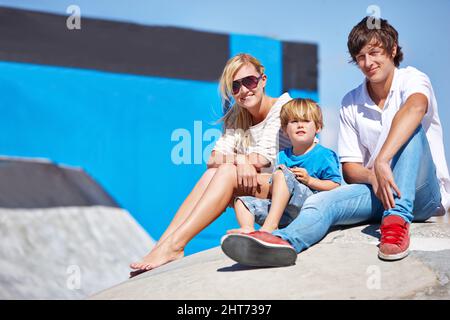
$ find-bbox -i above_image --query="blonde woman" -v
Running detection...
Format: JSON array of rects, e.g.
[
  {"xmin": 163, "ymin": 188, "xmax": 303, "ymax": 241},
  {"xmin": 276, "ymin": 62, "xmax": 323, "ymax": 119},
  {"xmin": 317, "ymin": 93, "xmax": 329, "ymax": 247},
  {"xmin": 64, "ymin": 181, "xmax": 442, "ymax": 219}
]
[{"xmin": 130, "ymin": 53, "xmax": 292, "ymax": 276}]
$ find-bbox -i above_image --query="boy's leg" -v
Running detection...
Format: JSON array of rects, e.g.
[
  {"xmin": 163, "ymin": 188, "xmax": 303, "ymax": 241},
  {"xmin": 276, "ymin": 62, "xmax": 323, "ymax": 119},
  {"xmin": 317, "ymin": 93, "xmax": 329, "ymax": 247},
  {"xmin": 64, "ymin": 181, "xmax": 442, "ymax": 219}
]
[
  {"xmin": 278, "ymin": 166, "xmax": 315, "ymax": 228},
  {"xmin": 260, "ymin": 169, "xmax": 291, "ymax": 232},
  {"xmin": 262, "ymin": 166, "xmax": 314, "ymax": 230},
  {"xmin": 227, "ymin": 199, "xmax": 256, "ymax": 234},
  {"xmin": 230, "ymin": 196, "xmax": 272, "ymax": 230}
]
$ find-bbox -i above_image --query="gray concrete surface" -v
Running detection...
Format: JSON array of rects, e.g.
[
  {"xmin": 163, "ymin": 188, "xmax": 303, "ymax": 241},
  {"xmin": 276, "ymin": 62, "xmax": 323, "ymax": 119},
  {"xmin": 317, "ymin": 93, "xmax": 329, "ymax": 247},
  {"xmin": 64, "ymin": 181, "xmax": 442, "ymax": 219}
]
[
  {"xmin": 90, "ymin": 220, "xmax": 450, "ymax": 300},
  {"xmin": 0, "ymin": 206, "xmax": 154, "ymax": 299}
]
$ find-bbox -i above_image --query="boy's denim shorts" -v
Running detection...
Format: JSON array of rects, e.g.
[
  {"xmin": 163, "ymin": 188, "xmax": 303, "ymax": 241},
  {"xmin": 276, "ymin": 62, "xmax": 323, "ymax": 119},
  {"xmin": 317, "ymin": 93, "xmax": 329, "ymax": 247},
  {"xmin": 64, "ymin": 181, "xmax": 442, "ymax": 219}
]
[{"xmin": 235, "ymin": 165, "xmax": 314, "ymax": 228}]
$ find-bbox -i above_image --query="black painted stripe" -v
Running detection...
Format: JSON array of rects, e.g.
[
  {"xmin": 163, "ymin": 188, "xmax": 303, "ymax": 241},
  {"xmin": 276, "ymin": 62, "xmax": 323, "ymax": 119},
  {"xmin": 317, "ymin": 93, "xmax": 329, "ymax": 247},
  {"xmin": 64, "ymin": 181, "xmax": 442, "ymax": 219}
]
[
  {"xmin": 0, "ymin": 7, "xmax": 229, "ymax": 81},
  {"xmin": 283, "ymin": 41, "xmax": 318, "ymax": 91},
  {"xmin": 0, "ymin": 7, "xmax": 318, "ymax": 90}
]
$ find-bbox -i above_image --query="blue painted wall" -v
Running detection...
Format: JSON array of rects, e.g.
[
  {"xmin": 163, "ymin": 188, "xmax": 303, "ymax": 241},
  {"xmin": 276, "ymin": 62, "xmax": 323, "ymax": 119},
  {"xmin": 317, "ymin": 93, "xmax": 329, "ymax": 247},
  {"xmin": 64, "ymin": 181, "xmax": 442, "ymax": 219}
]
[
  {"xmin": 0, "ymin": 34, "xmax": 317, "ymax": 255},
  {"xmin": 230, "ymin": 34, "xmax": 283, "ymax": 97}
]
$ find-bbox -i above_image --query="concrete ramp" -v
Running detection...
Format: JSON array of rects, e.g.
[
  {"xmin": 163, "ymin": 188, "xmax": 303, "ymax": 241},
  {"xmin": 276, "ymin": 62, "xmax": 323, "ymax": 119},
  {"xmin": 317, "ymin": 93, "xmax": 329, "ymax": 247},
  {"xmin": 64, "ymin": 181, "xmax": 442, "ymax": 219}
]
[
  {"xmin": 90, "ymin": 222, "xmax": 450, "ymax": 300},
  {"xmin": 0, "ymin": 157, "xmax": 154, "ymax": 299},
  {"xmin": 0, "ymin": 206, "xmax": 154, "ymax": 299}
]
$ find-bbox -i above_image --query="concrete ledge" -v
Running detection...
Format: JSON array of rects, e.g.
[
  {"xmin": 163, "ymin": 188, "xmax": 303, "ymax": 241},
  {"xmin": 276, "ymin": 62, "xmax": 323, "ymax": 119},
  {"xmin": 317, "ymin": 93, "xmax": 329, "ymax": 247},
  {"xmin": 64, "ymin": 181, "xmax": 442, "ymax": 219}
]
[
  {"xmin": 0, "ymin": 206, "xmax": 154, "ymax": 299},
  {"xmin": 90, "ymin": 221, "xmax": 450, "ymax": 300}
]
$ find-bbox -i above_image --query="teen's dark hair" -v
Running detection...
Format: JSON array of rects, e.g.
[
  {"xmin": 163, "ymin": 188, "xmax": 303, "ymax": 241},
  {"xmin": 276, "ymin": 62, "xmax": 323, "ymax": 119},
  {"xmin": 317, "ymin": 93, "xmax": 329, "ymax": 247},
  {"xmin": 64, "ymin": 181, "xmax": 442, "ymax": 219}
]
[{"xmin": 347, "ymin": 16, "xmax": 404, "ymax": 67}]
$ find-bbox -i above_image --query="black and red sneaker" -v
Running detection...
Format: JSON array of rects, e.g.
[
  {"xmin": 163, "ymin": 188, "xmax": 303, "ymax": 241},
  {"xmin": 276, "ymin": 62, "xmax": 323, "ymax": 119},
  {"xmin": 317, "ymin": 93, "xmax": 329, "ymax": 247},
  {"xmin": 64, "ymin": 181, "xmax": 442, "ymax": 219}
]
[{"xmin": 221, "ymin": 231, "xmax": 297, "ymax": 267}]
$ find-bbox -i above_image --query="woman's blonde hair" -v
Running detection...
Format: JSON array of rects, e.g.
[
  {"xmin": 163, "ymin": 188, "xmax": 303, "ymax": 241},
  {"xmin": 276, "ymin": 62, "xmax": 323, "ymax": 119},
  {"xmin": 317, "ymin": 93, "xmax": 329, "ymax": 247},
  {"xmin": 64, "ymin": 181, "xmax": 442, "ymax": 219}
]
[
  {"xmin": 280, "ymin": 98, "xmax": 323, "ymax": 130},
  {"xmin": 217, "ymin": 53, "xmax": 265, "ymax": 150}
]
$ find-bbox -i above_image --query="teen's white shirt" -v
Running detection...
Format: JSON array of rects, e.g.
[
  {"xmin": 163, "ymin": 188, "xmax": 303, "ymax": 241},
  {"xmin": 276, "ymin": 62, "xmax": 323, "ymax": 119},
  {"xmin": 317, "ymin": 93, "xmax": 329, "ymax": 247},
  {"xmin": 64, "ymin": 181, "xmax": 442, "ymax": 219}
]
[
  {"xmin": 338, "ymin": 66, "xmax": 450, "ymax": 212},
  {"xmin": 213, "ymin": 92, "xmax": 292, "ymax": 173}
]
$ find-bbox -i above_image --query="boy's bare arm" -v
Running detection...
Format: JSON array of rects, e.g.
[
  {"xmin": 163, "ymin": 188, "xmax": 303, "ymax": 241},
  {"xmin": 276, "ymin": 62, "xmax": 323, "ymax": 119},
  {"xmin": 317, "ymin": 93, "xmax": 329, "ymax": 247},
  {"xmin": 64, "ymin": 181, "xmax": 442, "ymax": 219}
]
[
  {"xmin": 306, "ymin": 177, "xmax": 340, "ymax": 191},
  {"xmin": 290, "ymin": 167, "xmax": 340, "ymax": 191}
]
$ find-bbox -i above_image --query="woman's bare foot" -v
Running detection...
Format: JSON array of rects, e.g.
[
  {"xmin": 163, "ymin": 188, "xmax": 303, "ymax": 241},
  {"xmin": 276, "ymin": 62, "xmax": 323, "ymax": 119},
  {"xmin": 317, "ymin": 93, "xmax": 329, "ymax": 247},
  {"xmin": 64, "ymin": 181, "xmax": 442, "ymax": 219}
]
[
  {"xmin": 130, "ymin": 238, "xmax": 184, "ymax": 271},
  {"xmin": 226, "ymin": 226, "xmax": 255, "ymax": 234}
]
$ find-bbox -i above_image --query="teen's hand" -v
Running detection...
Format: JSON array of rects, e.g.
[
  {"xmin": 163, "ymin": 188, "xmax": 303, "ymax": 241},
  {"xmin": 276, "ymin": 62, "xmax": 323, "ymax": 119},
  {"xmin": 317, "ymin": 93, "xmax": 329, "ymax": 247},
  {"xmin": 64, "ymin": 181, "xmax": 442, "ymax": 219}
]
[
  {"xmin": 236, "ymin": 163, "xmax": 258, "ymax": 195},
  {"xmin": 373, "ymin": 159, "xmax": 401, "ymax": 210},
  {"xmin": 290, "ymin": 167, "xmax": 310, "ymax": 186}
]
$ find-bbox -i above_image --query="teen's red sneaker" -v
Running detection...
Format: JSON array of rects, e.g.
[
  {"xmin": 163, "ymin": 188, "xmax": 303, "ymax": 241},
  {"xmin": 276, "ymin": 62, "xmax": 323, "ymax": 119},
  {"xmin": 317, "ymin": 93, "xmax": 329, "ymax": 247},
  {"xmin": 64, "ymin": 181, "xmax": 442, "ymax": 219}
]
[
  {"xmin": 378, "ymin": 215, "xmax": 410, "ymax": 261},
  {"xmin": 221, "ymin": 231, "xmax": 297, "ymax": 267}
]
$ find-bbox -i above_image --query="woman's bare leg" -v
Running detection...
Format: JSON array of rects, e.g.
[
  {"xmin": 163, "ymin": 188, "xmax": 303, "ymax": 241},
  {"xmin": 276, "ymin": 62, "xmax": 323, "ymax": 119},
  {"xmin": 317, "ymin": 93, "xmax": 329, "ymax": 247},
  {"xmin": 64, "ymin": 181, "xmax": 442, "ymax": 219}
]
[
  {"xmin": 130, "ymin": 168, "xmax": 216, "ymax": 269},
  {"xmin": 132, "ymin": 165, "xmax": 271, "ymax": 271}
]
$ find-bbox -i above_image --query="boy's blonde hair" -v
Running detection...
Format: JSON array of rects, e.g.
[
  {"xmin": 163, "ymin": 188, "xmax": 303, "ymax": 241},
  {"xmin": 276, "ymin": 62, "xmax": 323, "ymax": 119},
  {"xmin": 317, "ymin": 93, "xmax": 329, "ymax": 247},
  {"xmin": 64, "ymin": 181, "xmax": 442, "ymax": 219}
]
[{"xmin": 280, "ymin": 98, "xmax": 323, "ymax": 130}]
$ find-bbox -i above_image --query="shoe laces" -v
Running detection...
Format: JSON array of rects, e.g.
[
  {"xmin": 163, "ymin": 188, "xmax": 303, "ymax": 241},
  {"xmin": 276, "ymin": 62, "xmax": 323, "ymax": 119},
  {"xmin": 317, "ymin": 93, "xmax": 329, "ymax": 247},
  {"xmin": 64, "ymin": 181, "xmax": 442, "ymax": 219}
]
[{"xmin": 380, "ymin": 222, "xmax": 408, "ymax": 246}]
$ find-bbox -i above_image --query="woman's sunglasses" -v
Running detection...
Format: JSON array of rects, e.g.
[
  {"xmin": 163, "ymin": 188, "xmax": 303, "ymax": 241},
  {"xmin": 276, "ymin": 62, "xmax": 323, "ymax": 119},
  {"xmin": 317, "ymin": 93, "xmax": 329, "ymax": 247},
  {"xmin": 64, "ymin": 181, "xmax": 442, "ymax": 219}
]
[{"xmin": 232, "ymin": 75, "xmax": 263, "ymax": 94}]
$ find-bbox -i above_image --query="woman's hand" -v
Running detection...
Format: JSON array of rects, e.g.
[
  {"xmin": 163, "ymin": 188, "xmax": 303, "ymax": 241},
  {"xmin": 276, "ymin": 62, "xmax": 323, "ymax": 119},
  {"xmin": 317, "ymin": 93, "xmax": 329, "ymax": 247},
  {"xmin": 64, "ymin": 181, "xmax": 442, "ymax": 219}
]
[
  {"xmin": 236, "ymin": 163, "xmax": 258, "ymax": 195},
  {"xmin": 373, "ymin": 158, "xmax": 401, "ymax": 210},
  {"xmin": 290, "ymin": 167, "xmax": 310, "ymax": 186}
]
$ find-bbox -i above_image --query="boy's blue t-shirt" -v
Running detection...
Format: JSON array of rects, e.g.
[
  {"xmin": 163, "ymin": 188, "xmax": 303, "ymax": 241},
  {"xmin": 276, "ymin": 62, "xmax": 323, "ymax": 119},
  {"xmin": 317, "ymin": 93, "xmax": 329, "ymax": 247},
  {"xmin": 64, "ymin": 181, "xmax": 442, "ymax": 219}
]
[{"xmin": 277, "ymin": 144, "xmax": 342, "ymax": 185}]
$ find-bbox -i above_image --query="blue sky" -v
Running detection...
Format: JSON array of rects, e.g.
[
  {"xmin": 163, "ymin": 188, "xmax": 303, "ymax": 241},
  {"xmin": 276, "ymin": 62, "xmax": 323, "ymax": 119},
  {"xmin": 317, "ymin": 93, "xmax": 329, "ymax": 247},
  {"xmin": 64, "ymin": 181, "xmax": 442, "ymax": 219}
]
[{"xmin": 1, "ymin": 0, "xmax": 450, "ymax": 160}]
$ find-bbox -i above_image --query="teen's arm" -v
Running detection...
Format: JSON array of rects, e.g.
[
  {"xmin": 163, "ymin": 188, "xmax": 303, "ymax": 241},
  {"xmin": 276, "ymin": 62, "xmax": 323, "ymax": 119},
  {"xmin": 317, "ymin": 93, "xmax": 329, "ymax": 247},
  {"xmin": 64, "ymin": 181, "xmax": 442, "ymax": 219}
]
[
  {"xmin": 373, "ymin": 92, "xmax": 428, "ymax": 209},
  {"xmin": 342, "ymin": 162, "xmax": 379, "ymax": 192},
  {"xmin": 342, "ymin": 162, "xmax": 373, "ymax": 184}
]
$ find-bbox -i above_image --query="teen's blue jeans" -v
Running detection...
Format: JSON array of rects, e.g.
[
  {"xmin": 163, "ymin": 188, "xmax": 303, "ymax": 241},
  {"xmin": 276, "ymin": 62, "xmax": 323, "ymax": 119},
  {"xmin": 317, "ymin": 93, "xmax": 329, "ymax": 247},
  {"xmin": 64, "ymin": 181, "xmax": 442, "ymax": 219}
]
[{"xmin": 272, "ymin": 126, "xmax": 442, "ymax": 253}]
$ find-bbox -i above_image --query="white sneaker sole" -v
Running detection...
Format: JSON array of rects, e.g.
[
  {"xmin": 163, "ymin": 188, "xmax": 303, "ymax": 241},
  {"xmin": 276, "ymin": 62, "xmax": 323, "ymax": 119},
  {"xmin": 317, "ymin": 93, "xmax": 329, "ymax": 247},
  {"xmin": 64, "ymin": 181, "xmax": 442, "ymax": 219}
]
[{"xmin": 378, "ymin": 249, "xmax": 409, "ymax": 261}]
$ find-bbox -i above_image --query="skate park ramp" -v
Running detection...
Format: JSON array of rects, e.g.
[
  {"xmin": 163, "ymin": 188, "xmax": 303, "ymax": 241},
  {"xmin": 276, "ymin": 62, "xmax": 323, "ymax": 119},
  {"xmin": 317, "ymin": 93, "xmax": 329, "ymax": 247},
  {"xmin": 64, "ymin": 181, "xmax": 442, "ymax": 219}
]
[{"xmin": 0, "ymin": 157, "xmax": 154, "ymax": 299}]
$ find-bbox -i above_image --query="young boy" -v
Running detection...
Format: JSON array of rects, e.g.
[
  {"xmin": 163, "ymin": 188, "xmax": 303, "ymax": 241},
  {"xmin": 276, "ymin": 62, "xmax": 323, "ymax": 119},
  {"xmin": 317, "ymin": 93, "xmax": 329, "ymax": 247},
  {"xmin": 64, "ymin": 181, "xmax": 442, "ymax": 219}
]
[{"xmin": 226, "ymin": 98, "xmax": 341, "ymax": 235}]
